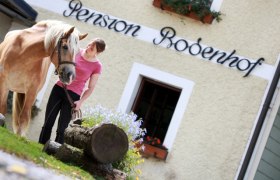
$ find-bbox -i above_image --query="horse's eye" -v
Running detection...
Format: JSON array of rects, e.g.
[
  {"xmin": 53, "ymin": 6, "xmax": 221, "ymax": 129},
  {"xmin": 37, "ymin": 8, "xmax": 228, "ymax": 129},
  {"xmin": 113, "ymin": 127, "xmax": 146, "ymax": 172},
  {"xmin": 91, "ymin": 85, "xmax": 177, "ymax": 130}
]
[{"xmin": 62, "ymin": 45, "xmax": 68, "ymax": 50}]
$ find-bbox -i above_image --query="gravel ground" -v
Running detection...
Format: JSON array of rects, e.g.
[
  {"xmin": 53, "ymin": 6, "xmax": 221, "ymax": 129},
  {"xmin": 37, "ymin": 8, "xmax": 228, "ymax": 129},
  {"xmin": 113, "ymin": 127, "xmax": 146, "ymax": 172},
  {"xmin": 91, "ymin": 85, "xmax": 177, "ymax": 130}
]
[{"xmin": 0, "ymin": 150, "xmax": 71, "ymax": 180}]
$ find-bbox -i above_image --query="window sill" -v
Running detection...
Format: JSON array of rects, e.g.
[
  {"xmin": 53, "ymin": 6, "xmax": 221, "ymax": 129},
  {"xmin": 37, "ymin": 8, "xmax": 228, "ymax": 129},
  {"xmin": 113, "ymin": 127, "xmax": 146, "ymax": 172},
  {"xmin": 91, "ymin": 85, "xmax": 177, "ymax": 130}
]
[{"xmin": 152, "ymin": 0, "xmax": 214, "ymax": 24}]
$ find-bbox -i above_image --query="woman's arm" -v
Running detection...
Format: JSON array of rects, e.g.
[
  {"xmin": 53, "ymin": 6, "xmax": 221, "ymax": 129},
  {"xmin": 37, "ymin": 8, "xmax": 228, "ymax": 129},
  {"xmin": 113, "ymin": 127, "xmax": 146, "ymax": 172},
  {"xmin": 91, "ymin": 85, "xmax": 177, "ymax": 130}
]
[{"xmin": 74, "ymin": 73, "xmax": 100, "ymax": 110}]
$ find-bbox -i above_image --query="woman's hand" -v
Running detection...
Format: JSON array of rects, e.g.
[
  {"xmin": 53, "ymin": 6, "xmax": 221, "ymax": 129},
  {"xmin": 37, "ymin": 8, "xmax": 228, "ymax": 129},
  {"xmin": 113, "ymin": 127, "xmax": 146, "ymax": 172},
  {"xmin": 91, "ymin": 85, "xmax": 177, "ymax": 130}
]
[{"xmin": 74, "ymin": 100, "xmax": 82, "ymax": 110}]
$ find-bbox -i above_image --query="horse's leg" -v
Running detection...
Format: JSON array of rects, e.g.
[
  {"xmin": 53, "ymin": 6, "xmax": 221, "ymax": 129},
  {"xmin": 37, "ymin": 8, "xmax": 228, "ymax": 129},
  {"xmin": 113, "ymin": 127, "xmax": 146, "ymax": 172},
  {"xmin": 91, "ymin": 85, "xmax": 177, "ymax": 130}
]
[
  {"xmin": 12, "ymin": 91, "xmax": 36, "ymax": 136},
  {"xmin": 0, "ymin": 82, "xmax": 9, "ymax": 116},
  {"xmin": 12, "ymin": 92, "xmax": 25, "ymax": 135}
]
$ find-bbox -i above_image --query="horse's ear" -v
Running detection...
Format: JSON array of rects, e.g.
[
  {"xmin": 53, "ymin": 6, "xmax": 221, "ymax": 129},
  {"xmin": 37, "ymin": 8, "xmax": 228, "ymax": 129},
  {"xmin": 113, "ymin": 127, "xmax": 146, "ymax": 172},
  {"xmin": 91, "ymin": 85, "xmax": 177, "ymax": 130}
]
[
  {"xmin": 79, "ymin": 33, "xmax": 88, "ymax": 40},
  {"xmin": 64, "ymin": 26, "xmax": 75, "ymax": 38}
]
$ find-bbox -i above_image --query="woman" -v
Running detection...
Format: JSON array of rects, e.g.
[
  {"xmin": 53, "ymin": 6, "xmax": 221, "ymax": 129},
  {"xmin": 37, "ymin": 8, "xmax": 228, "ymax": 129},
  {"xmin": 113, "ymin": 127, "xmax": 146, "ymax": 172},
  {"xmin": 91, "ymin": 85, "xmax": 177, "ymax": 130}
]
[{"xmin": 39, "ymin": 38, "xmax": 106, "ymax": 144}]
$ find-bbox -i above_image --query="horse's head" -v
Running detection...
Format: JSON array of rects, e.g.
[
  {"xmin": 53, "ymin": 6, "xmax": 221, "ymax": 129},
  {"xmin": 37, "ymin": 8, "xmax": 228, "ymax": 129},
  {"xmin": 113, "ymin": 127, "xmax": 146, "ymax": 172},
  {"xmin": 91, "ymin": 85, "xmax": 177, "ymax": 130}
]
[{"xmin": 50, "ymin": 25, "xmax": 87, "ymax": 85}]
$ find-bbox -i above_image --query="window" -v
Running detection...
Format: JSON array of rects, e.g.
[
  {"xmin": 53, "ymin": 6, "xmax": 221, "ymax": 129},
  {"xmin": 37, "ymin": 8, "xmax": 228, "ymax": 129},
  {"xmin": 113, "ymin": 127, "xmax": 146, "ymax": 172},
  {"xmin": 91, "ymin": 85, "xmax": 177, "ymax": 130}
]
[{"xmin": 132, "ymin": 78, "xmax": 181, "ymax": 145}]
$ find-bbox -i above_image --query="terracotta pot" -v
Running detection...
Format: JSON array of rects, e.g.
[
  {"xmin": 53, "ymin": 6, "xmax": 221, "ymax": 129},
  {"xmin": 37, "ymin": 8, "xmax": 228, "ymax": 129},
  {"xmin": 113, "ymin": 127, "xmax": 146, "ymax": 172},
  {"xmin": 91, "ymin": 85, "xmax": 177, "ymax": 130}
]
[{"xmin": 189, "ymin": 12, "xmax": 214, "ymax": 23}]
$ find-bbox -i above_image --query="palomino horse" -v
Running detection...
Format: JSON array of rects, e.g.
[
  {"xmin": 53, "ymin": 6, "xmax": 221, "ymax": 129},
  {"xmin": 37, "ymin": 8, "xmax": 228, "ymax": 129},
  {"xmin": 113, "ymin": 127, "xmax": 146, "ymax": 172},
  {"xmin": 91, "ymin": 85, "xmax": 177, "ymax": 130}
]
[{"xmin": 0, "ymin": 20, "xmax": 87, "ymax": 136}]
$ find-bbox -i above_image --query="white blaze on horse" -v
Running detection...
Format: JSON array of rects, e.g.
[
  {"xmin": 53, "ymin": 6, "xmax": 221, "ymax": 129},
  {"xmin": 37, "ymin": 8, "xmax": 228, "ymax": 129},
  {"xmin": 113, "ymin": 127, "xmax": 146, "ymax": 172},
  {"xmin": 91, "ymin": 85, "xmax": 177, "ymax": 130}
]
[{"xmin": 0, "ymin": 20, "xmax": 87, "ymax": 136}]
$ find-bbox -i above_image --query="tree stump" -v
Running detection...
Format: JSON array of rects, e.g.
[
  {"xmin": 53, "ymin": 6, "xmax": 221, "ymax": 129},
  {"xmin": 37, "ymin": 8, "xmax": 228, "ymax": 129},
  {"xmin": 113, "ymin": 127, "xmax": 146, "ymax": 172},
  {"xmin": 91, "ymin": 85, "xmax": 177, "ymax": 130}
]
[{"xmin": 64, "ymin": 122, "xmax": 129, "ymax": 163}]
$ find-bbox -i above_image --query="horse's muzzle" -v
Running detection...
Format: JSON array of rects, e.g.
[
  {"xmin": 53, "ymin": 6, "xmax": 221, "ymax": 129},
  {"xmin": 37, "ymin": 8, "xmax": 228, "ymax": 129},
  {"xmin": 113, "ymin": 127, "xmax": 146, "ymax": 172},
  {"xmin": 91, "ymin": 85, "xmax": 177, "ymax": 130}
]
[{"xmin": 59, "ymin": 65, "xmax": 76, "ymax": 85}]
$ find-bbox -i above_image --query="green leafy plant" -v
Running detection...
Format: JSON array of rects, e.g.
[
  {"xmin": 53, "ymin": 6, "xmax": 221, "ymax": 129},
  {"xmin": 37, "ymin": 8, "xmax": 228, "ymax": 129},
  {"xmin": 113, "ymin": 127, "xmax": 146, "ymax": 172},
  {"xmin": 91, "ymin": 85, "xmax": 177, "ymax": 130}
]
[
  {"xmin": 82, "ymin": 105, "xmax": 146, "ymax": 178},
  {"xmin": 161, "ymin": 0, "xmax": 222, "ymax": 23}
]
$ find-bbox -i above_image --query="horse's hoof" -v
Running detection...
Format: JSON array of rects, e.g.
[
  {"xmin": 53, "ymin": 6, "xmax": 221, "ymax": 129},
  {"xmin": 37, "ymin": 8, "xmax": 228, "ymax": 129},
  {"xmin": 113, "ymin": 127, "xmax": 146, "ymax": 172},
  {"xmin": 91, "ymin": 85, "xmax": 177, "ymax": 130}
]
[{"xmin": 0, "ymin": 113, "xmax": 5, "ymax": 127}]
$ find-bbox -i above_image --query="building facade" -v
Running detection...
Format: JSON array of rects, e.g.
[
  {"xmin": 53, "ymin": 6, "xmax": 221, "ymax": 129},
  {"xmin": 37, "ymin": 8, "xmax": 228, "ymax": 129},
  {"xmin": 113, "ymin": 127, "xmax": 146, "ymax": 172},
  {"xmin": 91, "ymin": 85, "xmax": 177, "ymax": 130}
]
[
  {"xmin": 0, "ymin": 0, "xmax": 37, "ymax": 40},
  {"xmin": 3, "ymin": 0, "xmax": 280, "ymax": 179}
]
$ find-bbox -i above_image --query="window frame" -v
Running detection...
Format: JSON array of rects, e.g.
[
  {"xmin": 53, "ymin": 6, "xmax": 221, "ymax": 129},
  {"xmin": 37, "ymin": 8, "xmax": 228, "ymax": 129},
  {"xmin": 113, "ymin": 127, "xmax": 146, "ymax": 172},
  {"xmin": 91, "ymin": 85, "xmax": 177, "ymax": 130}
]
[{"xmin": 118, "ymin": 63, "xmax": 194, "ymax": 151}]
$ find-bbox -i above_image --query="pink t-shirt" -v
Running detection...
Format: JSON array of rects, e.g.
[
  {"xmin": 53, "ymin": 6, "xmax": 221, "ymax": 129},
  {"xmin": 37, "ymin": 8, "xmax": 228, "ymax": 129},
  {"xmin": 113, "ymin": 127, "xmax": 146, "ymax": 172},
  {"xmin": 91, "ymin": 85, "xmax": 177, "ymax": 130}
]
[{"xmin": 56, "ymin": 50, "xmax": 102, "ymax": 95}]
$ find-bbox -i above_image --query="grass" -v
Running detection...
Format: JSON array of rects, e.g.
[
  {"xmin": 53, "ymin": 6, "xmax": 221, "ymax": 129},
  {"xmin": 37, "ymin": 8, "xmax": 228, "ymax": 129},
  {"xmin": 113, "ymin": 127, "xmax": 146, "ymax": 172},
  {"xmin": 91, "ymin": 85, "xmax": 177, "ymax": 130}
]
[{"xmin": 0, "ymin": 126, "xmax": 99, "ymax": 180}]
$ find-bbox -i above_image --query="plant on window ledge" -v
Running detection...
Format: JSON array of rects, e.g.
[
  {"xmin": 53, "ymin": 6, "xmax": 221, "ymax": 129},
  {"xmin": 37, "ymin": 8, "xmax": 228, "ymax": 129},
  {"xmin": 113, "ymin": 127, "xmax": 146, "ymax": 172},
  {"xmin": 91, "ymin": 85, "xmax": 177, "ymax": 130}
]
[
  {"xmin": 145, "ymin": 136, "xmax": 167, "ymax": 150},
  {"xmin": 154, "ymin": 0, "xmax": 222, "ymax": 24},
  {"xmin": 136, "ymin": 136, "xmax": 168, "ymax": 160}
]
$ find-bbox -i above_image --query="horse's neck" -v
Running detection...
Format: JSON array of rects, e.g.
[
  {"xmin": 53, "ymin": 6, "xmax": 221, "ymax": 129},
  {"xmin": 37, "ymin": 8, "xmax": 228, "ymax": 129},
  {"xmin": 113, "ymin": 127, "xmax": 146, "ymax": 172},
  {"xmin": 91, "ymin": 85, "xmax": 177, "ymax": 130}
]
[
  {"xmin": 24, "ymin": 33, "xmax": 48, "ymax": 57},
  {"xmin": 22, "ymin": 27, "xmax": 50, "ymax": 57}
]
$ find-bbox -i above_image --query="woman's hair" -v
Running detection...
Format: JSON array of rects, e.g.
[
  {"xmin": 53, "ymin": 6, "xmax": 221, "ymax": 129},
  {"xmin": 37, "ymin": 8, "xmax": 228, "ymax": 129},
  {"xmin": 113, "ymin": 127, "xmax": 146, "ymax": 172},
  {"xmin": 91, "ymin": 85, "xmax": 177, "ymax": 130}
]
[{"xmin": 91, "ymin": 38, "xmax": 106, "ymax": 53}]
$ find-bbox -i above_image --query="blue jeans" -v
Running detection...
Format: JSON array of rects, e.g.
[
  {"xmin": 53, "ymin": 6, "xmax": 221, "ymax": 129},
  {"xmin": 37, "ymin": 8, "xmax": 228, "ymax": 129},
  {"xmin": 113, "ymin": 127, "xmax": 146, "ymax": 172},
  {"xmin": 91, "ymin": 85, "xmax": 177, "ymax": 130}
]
[{"xmin": 38, "ymin": 84, "xmax": 80, "ymax": 144}]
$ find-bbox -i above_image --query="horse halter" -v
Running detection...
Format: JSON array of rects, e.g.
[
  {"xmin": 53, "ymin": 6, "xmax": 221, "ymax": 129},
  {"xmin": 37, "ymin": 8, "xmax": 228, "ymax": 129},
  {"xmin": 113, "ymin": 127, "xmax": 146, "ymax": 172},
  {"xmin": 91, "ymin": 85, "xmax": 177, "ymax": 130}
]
[{"xmin": 50, "ymin": 35, "xmax": 76, "ymax": 75}]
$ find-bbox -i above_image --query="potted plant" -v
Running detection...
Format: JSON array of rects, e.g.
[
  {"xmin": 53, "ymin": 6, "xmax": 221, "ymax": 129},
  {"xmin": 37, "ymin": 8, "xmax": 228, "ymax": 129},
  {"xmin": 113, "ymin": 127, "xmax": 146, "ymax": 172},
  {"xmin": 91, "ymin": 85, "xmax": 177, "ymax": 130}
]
[{"xmin": 153, "ymin": 0, "xmax": 222, "ymax": 24}]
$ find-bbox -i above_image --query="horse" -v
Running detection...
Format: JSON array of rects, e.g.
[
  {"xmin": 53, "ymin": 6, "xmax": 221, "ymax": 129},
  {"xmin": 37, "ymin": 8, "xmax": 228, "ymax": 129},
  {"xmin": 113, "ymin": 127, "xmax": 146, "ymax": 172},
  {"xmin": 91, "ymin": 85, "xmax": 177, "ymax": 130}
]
[{"xmin": 0, "ymin": 20, "xmax": 88, "ymax": 136}]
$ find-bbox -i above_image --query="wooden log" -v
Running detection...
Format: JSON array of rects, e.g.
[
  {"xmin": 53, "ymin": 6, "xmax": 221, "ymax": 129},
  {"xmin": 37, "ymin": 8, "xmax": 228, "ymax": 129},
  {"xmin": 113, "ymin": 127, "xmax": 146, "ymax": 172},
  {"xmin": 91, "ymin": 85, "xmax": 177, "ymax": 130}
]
[
  {"xmin": 43, "ymin": 140, "xmax": 62, "ymax": 155},
  {"xmin": 64, "ymin": 123, "xmax": 129, "ymax": 164},
  {"xmin": 63, "ymin": 123, "xmax": 92, "ymax": 150},
  {"xmin": 43, "ymin": 141, "xmax": 127, "ymax": 179},
  {"xmin": 54, "ymin": 143, "xmax": 84, "ymax": 164}
]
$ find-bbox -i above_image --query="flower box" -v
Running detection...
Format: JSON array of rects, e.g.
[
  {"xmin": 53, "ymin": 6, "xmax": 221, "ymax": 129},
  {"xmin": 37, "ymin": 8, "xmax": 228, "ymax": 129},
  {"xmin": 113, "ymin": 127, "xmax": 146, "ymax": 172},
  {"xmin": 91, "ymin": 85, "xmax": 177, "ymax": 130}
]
[
  {"xmin": 152, "ymin": 0, "xmax": 218, "ymax": 24},
  {"xmin": 138, "ymin": 142, "xmax": 168, "ymax": 160}
]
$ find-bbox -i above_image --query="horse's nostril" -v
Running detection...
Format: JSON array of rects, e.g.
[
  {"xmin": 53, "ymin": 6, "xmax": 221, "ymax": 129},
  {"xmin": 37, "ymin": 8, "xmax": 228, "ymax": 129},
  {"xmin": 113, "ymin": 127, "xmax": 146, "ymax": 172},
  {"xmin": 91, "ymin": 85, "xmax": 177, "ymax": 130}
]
[
  {"xmin": 67, "ymin": 72, "xmax": 71, "ymax": 78},
  {"xmin": 67, "ymin": 72, "xmax": 75, "ymax": 82}
]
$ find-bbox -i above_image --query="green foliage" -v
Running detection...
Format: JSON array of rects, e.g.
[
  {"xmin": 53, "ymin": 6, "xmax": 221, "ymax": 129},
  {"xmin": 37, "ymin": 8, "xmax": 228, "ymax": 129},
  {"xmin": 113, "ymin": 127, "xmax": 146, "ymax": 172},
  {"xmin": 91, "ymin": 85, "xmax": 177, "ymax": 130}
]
[
  {"xmin": 162, "ymin": 0, "xmax": 222, "ymax": 22},
  {"xmin": 211, "ymin": 11, "xmax": 222, "ymax": 22},
  {"xmin": 113, "ymin": 148, "xmax": 144, "ymax": 179},
  {"xmin": 82, "ymin": 105, "xmax": 146, "ymax": 178}
]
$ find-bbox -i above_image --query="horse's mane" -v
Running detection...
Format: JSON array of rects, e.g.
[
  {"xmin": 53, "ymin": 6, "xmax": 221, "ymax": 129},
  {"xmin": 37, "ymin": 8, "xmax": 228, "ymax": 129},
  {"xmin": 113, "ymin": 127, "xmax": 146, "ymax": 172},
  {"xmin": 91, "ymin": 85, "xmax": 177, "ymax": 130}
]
[{"xmin": 36, "ymin": 20, "xmax": 80, "ymax": 54}]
